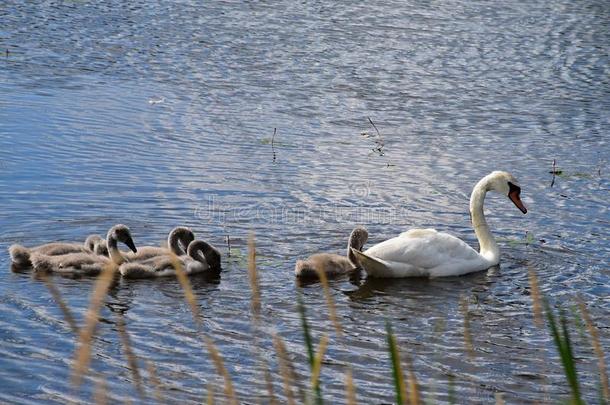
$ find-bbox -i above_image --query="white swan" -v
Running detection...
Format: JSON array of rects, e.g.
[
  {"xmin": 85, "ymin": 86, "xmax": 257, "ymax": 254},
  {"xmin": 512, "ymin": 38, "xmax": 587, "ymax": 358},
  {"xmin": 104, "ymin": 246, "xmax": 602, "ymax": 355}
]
[
  {"xmin": 351, "ymin": 171, "xmax": 527, "ymax": 278},
  {"xmin": 126, "ymin": 226, "xmax": 195, "ymax": 261},
  {"xmin": 9, "ymin": 234, "xmax": 109, "ymax": 267},
  {"xmin": 120, "ymin": 240, "xmax": 221, "ymax": 279},
  {"xmin": 295, "ymin": 227, "xmax": 368, "ymax": 278},
  {"xmin": 30, "ymin": 224, "xmax": 138, "ymax": 275}
]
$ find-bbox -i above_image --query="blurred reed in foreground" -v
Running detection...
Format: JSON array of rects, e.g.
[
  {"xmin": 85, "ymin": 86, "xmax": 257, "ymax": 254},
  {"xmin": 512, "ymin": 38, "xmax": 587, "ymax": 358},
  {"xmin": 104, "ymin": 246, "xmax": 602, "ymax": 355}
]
[
  {"xmin": 53, "ymin": 232, "xmax": 607, "ymax": 404},
  {"xmin": 71, "ymin": 262, "xmax": 118, "ymax": 386}
]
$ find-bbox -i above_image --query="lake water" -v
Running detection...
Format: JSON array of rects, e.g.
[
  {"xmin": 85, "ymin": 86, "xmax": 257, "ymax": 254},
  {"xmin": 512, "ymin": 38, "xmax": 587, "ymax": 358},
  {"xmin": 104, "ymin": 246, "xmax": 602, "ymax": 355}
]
[{"xmin": 1, "ymin": 0, "xmax": 608, "ymax": 403}]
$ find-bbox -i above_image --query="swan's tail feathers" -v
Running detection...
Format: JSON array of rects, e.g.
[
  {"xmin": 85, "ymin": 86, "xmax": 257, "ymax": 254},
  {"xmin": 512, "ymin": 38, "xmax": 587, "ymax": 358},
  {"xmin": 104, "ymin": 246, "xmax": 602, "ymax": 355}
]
[
  {"xmin": 9, "ymin": 245, "xmax": 32, "ymax": 267},
  {"xmin": 350, "ymin": 248, "xmax": 391, "ymax": 277},
  {"xmin": 30, "ymin": 253, "xmax": 53, "ymax": 273}
]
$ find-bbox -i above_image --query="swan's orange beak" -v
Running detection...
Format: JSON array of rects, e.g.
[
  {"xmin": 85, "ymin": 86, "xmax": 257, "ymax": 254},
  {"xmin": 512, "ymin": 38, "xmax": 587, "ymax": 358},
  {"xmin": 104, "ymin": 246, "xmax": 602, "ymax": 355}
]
[{"xmin": 508, "ymin": 182, "xmax": 527, "ymax": 214}]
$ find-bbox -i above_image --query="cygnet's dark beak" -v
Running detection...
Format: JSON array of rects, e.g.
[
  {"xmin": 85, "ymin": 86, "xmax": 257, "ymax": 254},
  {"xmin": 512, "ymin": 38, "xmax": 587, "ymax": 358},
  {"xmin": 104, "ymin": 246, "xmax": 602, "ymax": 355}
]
[{"xmin": 125, "ymin": 237, "xmax": 138, "ymax": 253}]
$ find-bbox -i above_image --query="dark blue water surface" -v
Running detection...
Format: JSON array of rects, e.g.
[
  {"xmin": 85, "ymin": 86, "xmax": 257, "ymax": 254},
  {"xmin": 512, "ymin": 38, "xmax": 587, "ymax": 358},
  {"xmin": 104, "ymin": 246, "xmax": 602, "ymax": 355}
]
[{"xmin": 1, "ymin": 1, "xmax": 608, "ymax": 403}]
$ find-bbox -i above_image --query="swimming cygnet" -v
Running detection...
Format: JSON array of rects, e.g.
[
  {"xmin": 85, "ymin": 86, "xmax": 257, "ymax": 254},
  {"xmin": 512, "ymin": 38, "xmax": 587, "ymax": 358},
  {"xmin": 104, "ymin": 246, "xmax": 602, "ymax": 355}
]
[
  {"xmin": 294, "ymin": 227, "xmax": 368, "ymax": 279},
  {"xmin": 87, "ymin": 235, "xmax": 109, "ymax": 256},
  {"xmin": 9, "ymin": 233, "xmax": 109, "ymax": 267},
  {"xmin": 30, "ymin": 224, "xmax": 138, "ymax": 275},
  {"xmin": 126, "ymin": 226, "xmax": 195, "ymax": 261},
  {"xmin": 120, "ymin": 240, "xmax": 221, "ymax": 279}
]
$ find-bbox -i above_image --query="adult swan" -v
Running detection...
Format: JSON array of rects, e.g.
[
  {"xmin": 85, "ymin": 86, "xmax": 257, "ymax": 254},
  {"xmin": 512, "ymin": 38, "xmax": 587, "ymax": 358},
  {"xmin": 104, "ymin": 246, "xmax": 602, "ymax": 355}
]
[{"xmin": 351, "ymin": 171, "xmax": 527, "ymax": 278}]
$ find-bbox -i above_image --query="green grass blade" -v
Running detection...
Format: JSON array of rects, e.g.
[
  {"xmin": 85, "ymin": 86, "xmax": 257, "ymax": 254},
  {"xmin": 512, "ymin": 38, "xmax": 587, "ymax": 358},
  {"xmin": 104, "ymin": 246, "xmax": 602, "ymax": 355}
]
[
  {"xmin": 297, "ymin": 293, "xmax": 314, "ymax": 367},
  {"xmin": 544, "ymin": 300, "xmax": 584, "ymax": 405},
  {"xmin": 560, "ymin": 309, "xmax": 582, "ymax": 403},
  {"xmin": 297, "ymin": 292, "xmax": 322, "ymax": 405},
  {"xmin": 386, "ymin": 321, "xmax": 406, "ymax": 405}
]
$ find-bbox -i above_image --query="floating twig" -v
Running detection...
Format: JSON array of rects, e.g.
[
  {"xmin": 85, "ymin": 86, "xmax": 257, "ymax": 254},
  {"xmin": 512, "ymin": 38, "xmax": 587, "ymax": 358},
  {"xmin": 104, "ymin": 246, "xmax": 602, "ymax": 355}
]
[
  {"xmin": 271, "ymin": 128, "xmax": 277, "ymax": 162},
  {"xmin": 367, "ymin": 116, "xmax": 381, "ymax": 137},
  {"xmin": 367, "ymin": 117, "xmax": 385, "ymax": 156},
  {"xmin": 226, "ymin": 235, "xmax": 231, "ymax": 257},
  {"xmin": 550, "ymin": 159, "xmax": 563, "ymax": 187}
]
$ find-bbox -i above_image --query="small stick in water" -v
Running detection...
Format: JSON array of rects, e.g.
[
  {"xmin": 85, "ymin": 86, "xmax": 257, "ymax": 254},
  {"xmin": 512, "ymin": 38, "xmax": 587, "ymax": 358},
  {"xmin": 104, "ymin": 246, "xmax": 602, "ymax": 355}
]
[
  {"xmin": 367, "ymin": 116, "xmax": 385, "ymax": 156},
  {"xmin": 271, "ymin": 128, "xmax": 277, "ymax": 162},
  {"xmin": 549, "ymin": 159, "xmax": 563, "ymax": 187},
  {"xmin": 226, "ymin": 235, "xmax": 231, "ymax": 257}
]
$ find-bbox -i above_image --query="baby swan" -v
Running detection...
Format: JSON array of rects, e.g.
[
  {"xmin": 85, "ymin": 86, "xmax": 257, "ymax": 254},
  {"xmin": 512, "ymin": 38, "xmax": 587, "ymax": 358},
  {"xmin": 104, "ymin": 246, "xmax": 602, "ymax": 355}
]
[
  {"xmin": 120, "ymin": 240, "xmax": 221, "ymax": 279},
  {"xmin": 30, "ymin": 224, "xmax": 138, "ymax": 276},
  {"xmin": 86, "ymin": 235, "xmax": 109, "ymax": 257},
  {"xmin": 295, "ymin": 227, "xmax": 368, "ymax": 279},
  {"xmin": 9, "ymin": 233, "xmax": 109, "ymax": 267},
  {"xmin": 126, "ymin": 226, "xmax": 195, "ymax": 261}
]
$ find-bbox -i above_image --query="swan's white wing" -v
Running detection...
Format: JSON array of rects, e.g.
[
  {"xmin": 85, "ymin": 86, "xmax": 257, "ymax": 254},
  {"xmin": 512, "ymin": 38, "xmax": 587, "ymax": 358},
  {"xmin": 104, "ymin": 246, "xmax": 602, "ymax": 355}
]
[{"xmin": 361, "ymin": 229, "xmax": 486, "ymax": 278}]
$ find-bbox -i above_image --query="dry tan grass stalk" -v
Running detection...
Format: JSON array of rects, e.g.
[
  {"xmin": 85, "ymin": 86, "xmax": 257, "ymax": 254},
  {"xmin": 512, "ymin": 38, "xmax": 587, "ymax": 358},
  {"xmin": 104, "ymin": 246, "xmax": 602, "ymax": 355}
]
[
  {"xmin": 310, "ymin": 334, "xmax": 329, "ymax": 391},
  {"xmin": 275, "ymin": 333, "xmax": 305, "ymax": 403},
  {"xmin": 206, "ymin": 382, "xmax": 214, "ymax": 405},
  {"xmin": 528, "ymin": 267, "xmax": 544, "ymax": 327},
  {"xmin": 146, "ymin": 360, "xmax": 163, "ymax": 404},
  {"xmin": 247, "ymin": 232, "xmax": 276, "ymax": 402},
  {"xmin": 116, "ymin": 313, "xmax": 144, "ymax": 396},
  {"xmin": 577, "ymin": 298, "xmax": 609, "ymax": 401},
  {"xmin": 314, "ymin": 267, "xmax": 343, "ymax": 338},
  {"xmin": 169, "ymin": 253, "xmax": 202, "ymax": 328},
  {"xmin": 205, "ymin": 336, "xmax": 238, "ymax": 405},
  {"xmin": 40, "ymin": 272, "xmax": 79, "ymax": 334},
  {"xmin": 494, "ymin": 392, "xmax": 505, "ymax": 405},
  {"xmin": 405, "ymin": 358, "xmax": 420, "ymax": 405},
  {"xmin": 248, "ymin": 232, "xmax": 261, "ymax": 323},
  {"xmin": 345, "ymin": 367, "xmax": 356, "ymax": 405},
  {"xmin": 93, "ymin": 374, "xmax": 108, "ymax": 405},
  {"xmin": 273, "ymin": 333, "xmax": 296, "ymax": 405},
  {"xmin": 264, "ymin": 367, "xmax": 277, "ymax": 405},
  {"xmin": 459, "ymin": 297, "xmax": 474, "ymax": 359},
  {"xmin": 71, "ymin": 262, "xmax": 118, "ymax": 386}
]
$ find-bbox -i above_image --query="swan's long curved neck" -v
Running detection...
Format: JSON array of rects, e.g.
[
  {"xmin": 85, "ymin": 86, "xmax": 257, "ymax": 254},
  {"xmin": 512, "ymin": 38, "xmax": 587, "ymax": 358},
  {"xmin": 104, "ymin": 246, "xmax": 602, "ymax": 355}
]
[
  {"xmin": 347, "ymin": 239, "xmax": 357, "ymax": 266},
  {"xmin": 107, "ymin": 237, "xmax": 126, "ymax": 265},
  {"xmin": 346, "ymin": 232, "xmax": 362, "ymax": 266},
  {"xmin": 168, "ymin": 235, "xmax": 182, "ymax": 255},
  {"xmin": 470, "ymin": 181, "xmax": 500, "ymax": 265}
]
